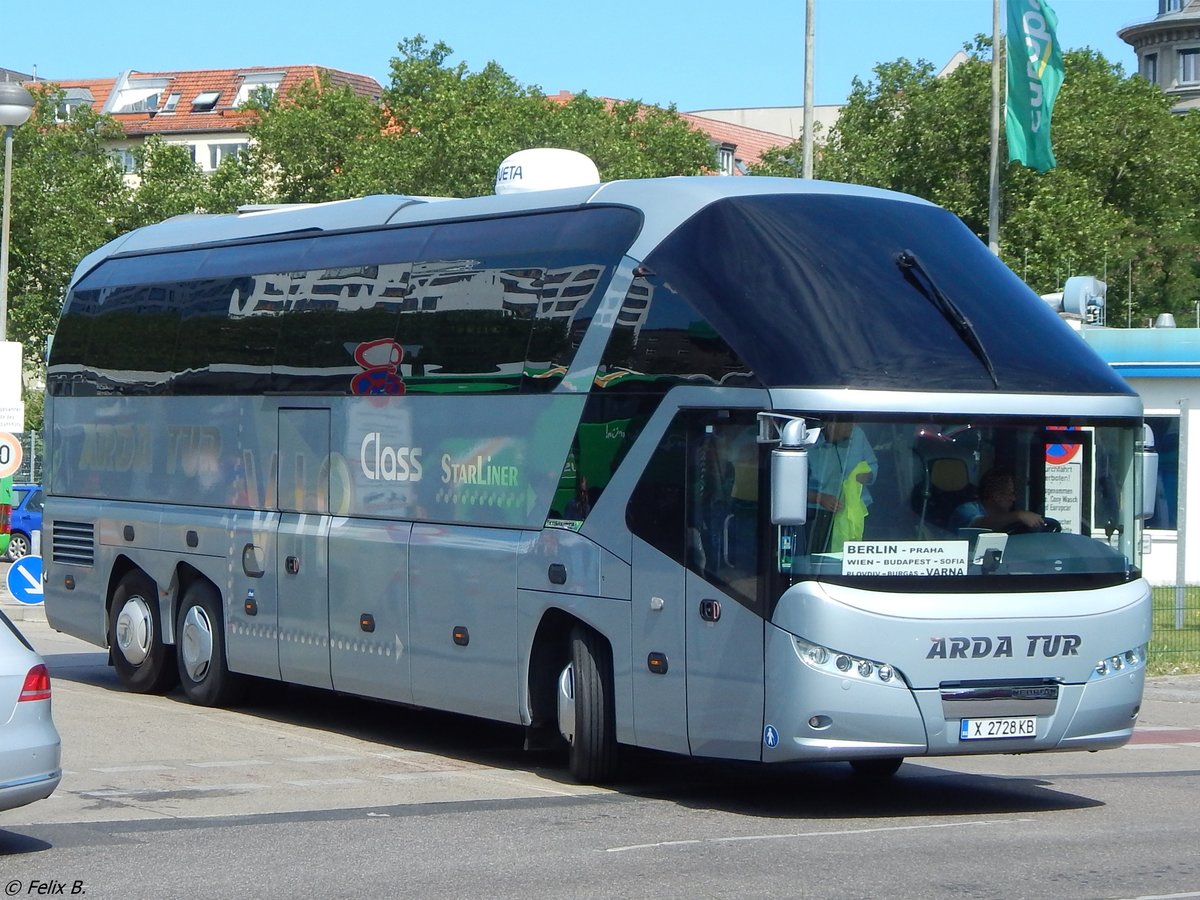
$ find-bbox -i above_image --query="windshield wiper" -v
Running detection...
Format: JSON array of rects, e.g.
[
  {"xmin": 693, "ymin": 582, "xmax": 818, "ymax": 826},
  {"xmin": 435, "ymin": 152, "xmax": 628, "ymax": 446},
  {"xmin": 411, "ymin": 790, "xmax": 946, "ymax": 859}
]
[{"xmin": 896, "ymin": 249, "xmax": 999, "ymax": 388}]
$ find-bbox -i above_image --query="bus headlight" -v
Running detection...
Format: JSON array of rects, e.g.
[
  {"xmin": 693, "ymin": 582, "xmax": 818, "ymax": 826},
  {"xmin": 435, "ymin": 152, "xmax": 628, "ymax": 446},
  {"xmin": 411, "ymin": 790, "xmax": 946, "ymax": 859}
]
[
  {"xmin": 1093, "ymin": 643, "xmax": 1147, "ymax": 679},
  {"xmin": 793, "ymin": 636, "xmax": 907, "ymax": 688}
]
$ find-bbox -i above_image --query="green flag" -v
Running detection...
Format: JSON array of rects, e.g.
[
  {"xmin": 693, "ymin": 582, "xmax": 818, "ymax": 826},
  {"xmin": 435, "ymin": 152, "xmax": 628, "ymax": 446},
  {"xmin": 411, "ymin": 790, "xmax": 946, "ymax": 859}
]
[{"xmin": 1006, "ymin": 0, "xmax": 1064, "ymax": 172}]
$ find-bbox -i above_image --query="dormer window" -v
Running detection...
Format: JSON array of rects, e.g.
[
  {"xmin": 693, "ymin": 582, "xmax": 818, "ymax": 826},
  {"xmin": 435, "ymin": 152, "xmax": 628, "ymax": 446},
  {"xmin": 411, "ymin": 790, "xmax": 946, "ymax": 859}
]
[
  {"xmin": 717, "ymin": 144, "xmax": 735, "ymax": 176},
  {"xmin": 234, "ymin": 73, "xmax": 284, "ymax": 107},
  {"xmin": 192, "ymin": 91, "xmax": 221, "ymax": 112},
  {"xmin": 55, "ymin": 88, "xmax": 94, "ymax": 122},
  {"xmin": 113, "ymin": 84, "xmax": 168, "ymax": 114}
]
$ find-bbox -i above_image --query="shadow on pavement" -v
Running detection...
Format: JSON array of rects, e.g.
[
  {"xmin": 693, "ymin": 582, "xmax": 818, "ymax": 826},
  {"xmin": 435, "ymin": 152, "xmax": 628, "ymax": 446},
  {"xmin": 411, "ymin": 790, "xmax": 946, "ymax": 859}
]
[
  {"xmin": 0, "ymin": 831, "xmax": 54, "ymax": 855},
  {"xmin": 30, "ymin": 628, "xmax": 1107, "ymax": 821}
]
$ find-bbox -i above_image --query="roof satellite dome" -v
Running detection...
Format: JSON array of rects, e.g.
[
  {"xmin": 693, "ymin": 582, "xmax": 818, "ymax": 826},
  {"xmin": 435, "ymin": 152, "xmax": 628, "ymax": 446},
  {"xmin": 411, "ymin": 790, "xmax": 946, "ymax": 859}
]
[{"xmin": 494, "ymin": 148, "xmax": 600, "ymax": 195}]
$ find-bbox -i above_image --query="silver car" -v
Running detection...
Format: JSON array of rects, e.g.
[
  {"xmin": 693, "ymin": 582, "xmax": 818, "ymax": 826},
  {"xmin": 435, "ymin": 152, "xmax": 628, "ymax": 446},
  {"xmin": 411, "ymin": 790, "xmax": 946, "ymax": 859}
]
[{"xmin": 0, "ymin": 610, "xmax": 61, "ymax": 812}]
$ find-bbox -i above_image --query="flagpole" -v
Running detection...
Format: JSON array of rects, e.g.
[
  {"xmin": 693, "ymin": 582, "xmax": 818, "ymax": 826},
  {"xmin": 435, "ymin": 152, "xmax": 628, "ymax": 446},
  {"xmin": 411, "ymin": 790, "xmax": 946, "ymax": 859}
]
[
  {"xmin": 802, "ymin": 0, "xmax": 814, "ymax": 179},
  {"xmin": 988, "ymin": 0, "xmax": 1002, "ymax": 256}
]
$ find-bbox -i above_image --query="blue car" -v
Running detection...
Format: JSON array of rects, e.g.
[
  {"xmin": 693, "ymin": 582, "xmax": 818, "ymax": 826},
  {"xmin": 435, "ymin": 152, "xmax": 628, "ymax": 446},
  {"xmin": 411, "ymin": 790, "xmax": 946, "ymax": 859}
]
[{"xmin": 6, "ymin": 484, "xmax": 42, "ymax": 562}]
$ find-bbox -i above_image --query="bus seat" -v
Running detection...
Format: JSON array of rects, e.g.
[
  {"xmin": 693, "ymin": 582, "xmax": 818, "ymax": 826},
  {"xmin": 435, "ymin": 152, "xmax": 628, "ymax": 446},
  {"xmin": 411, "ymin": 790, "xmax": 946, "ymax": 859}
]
[{"xmin": 914, "ymin": 457, "xmax": 975, "ymax": 533}]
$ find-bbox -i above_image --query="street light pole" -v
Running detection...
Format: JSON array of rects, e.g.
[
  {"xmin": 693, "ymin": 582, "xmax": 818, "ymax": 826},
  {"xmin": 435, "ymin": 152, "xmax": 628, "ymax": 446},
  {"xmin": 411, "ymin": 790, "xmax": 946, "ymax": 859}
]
[{"xmin": 0, "ymin": 82, "xmax": 36, "ymax": 343}]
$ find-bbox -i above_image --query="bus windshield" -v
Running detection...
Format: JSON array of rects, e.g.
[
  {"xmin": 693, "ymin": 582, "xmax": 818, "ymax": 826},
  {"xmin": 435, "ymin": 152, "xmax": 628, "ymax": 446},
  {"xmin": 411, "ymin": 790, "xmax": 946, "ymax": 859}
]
[{"xmin": 780, "ymin": 415, "xmax": 1142, "ymax": 588}]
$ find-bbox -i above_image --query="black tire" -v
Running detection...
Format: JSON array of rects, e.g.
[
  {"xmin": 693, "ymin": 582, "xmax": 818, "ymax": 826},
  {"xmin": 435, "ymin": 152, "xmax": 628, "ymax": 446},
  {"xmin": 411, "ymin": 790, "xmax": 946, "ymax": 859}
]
[
  {"xmin": 567, "ymin": 626, "xmax": 618, "ymax": 784},
  {"xmin": 109, "ymin": 570, "xmax": 177, "ymax": 694},
  {"xmin": 176, "ymin": 581, "xmax": 245, "ymax": 707},
  {"xmin": 849, "ymin": 757, "xmax": 904, "ymax": 778}
]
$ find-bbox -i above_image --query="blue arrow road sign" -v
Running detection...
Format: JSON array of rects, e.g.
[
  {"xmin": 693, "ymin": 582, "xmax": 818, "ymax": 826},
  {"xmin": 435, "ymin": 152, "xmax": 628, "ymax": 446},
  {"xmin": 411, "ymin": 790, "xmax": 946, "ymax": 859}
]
[{"xmin": 7, "ymin": 555, "xmax": 44, "ymax": 605}]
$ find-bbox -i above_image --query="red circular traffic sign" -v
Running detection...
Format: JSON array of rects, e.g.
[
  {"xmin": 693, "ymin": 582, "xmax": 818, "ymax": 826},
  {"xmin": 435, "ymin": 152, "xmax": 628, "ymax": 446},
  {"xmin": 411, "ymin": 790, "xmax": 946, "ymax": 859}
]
[{"xmin": 0, "ymin": 432, "xmax": 23, "ymax": 478}]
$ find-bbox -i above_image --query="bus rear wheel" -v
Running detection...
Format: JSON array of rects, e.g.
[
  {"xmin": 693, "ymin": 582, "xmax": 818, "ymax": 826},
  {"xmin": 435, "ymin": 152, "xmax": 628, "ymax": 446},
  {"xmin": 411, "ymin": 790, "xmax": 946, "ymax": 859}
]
[
  {"xmin": 176, "ymin": 581, "xmax": 245, "ymax": 707},
  {"xmin": 561, "ymin": 626, "xmax": 618, "ymax": 784},
  {"xmin": 109, "ymin": 570, "xmax": 177, "ymax": 694}
]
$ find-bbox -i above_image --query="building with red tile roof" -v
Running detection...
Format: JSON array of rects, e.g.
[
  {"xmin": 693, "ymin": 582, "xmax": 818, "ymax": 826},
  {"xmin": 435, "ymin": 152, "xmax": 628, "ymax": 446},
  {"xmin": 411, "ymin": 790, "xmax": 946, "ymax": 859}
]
[
  {"xmin": 546, "ymin": 91, "xmax": 794, "ymax": 175},
  {"xmin": 33, "ymin": 66, "xmax": 382, "ymax": 175},
  {"xmin": 26, "ymin": 70, "xmax": 793, "ymax": 182},
  {"xmin": 676, "ymin": 111, "xmax": 797, "ymax": 174}
]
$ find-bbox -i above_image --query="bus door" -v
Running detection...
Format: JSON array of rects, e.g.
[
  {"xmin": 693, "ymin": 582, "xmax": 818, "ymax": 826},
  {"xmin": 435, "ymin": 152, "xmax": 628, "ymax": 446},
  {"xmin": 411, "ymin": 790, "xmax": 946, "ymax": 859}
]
[
  {"xmin": 628, "ymin": 409, "xmax": 765, "ymax": 760},
  {"xmin": 683, "ymin": 412, "xmax": 765, "ymax": 760},
  {"xmin": 276, "ymin": 408, "xmax": 332, "ymax": 689},
  {"xmin": 630, "ymin": 537, "xmax": 689, "ymax": 755}
]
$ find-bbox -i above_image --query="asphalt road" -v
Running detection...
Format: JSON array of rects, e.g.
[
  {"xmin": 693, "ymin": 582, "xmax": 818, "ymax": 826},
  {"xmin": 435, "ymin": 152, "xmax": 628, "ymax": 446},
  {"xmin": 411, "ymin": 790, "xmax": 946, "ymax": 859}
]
[{"xmin": 1, "ymin": 611, "xmax": 1199, "ymax": 899}]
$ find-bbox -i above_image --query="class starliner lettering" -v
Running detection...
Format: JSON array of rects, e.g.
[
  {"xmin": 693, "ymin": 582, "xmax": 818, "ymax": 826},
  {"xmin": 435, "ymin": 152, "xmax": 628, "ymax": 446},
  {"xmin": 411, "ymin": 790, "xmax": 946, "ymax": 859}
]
[
  {"xmin": 441, "ymin": 454, "xmax": 520, "ymax": 487},
  {"xmin": 360, "ymin": 432, "xmax": 423, "ymax": 482}
]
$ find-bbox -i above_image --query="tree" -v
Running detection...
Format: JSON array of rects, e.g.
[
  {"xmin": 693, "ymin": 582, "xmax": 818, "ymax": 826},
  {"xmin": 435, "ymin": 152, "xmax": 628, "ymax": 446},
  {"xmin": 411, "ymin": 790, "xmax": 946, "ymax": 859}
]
[
  {"xmin": 550, "ymin": 94, "xmax": 715, "ymax": 180},
  {"xmin": 756, "ymin": 41, "xmax": 1200, "ymax": 325},
  {"xmin": 119, "ymin": 137, "xmax": 211, "ymax": 228},
  {"xmin": 241, "ymin": 75, "xmax": 387, "ymax": 203},
  {"xmin": 243, "ymin": 36, "xmax": 716, "ymax": 201},
  {"xmin": 6, "ymin": 89, "xmax": 130, "ymax": 365}
]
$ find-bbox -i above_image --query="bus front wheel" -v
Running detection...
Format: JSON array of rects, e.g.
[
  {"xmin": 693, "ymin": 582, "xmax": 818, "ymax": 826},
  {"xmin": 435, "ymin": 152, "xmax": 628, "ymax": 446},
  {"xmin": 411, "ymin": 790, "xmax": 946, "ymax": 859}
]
[
  {"xmin": 176, "ymin": 581, "xmax": 245, "ymax": 707},
  {"xmin": 109, "ymin": 571, "xmax": 177, "ymax": 694},
  {"xmin": 561, "ymin": 626, "xmax": 619, "ymax": 784}
]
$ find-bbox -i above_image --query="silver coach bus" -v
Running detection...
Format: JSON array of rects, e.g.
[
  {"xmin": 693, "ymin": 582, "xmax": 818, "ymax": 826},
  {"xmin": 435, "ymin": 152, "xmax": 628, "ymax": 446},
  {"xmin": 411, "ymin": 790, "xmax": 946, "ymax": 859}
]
[{"xmin": 42, "ymin": 172, "xmax": 1152, "ymax": 783}]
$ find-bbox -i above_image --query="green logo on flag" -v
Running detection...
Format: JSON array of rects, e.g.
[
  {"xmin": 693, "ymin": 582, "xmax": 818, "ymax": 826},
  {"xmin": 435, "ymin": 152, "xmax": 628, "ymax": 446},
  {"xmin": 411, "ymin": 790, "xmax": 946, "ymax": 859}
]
[{"xmin": 1006, "ymin": 0, "xmax": 1064, "ymax": 172}]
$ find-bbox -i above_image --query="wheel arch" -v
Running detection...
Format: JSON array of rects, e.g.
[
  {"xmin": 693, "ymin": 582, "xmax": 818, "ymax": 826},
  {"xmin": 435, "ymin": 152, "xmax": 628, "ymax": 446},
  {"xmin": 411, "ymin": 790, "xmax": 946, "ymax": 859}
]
[
  {"xmin": 105, "ymin": 555, "xmax": 145, "ymax": 646},
  {"xmin": 526, "ymin": 608, "xmax": 582, "ymax": 731},
  {"xmin": 521, "ymin": 594, "xmax": 633, "ymax": 742},
  {"xmin": 525, "ymin": 607, "xmax": 626, "ymax": 733},
  {"xmin": 105, "ymin": 557, "xmax": 218, "ymax": 648}
]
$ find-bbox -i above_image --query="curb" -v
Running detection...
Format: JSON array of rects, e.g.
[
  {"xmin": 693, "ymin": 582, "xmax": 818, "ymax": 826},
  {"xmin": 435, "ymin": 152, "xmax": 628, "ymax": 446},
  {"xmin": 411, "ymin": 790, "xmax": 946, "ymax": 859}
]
[{"xmin": 1, "ymin": 600, "xmax": 47, "ymax": 623}]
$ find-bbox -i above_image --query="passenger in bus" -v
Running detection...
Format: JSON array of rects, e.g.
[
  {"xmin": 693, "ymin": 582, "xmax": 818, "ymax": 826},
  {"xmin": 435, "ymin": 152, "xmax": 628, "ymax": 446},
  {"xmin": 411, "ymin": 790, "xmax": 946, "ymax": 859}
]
[
  {"xmin": 806, "ymin": 420, "xmax": 877, "ymax": 551},
  {"xmin": 564, "ymin": 476, "xmax": 592, "ymax": 520},
  {"xmin": 955, "ymin": 468, "xmax": 1046, "ymax": 532}
]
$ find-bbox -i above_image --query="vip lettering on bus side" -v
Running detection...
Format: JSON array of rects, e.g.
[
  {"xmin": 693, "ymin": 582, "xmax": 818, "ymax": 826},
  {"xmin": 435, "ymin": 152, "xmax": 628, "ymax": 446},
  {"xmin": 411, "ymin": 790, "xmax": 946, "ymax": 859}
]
[
  {"xmin": 359, "ymin": 433, "xmax": 423, "ymax": 482},
  {"xmin": 926, "ymin": 634, "xmax": 1082, "ymax": 659}
]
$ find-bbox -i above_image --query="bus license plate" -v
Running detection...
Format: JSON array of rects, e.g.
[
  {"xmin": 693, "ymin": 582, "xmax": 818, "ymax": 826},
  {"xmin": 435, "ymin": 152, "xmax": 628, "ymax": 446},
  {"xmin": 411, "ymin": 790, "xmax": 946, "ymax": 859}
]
[{"xmin": 960, "ymin": 716, "xmax": 1037, "ymax": 740}]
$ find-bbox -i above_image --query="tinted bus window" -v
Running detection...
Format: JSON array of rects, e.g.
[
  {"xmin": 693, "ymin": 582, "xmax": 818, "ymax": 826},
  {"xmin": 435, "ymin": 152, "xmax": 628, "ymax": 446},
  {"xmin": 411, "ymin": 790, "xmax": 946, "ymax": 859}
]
[
  {"xmin": 642, "ymin": 194, "xmax": 1131, "ymax": 394},
  {"xmin": 597, "ymin": 278, "xmax": 759, "ymax": 391},
  {"xmin": 49, "ymin": 206, "xmax": 641, "ymax": 397}
]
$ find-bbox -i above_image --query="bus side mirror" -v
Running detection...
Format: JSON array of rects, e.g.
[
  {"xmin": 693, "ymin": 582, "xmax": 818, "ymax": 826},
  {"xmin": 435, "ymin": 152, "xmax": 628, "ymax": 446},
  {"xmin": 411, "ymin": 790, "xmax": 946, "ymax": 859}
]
[
  {"xmin": 1138, "ymin": 423, "xmax": 1158, "ymax": 520},
  {"xmin": 771, "ymin": 420, "xmax": 812, "ymax": 525}
]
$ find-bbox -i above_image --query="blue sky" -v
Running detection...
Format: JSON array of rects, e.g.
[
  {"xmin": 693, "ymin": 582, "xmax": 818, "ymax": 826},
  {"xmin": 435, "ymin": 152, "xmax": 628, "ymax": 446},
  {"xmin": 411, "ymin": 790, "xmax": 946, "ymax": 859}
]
[{"xmin": 3, "ymin": 1, "xmax": 1148, "ymax": 111}]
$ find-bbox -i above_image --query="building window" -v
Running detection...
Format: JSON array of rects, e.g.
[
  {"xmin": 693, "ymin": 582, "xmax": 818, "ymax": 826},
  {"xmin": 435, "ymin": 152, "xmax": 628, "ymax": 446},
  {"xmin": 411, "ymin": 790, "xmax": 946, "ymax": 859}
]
[
  {"xmin": 192, "ymin": 91, "xmax": 221, "ymax": 112},
  {"xmin": 162, "ymin": 93, "xmax": 181, "ymax": 113},
  {"xmin": 1144, "ymin": 415, "xmax": 1179, "ymax": 530},
  {"xmin": 55, "ymin": 89, "xmax": 94, "ymax": 123},
  {"xmin": 1180, "ymin": 48, "xmax": 1200, "ymax": 84},
  {"xmin": 717, "ymin": 145, "xmax": 735, "ymax": 176},
  {"xmin": 208, "ymin": 143, "xmax": 249, "ymax": 170},
  {"xmin": 115, "ymin": 92, "xmax": 159, "ymax": 114},
  {"xmin": 55, "ymin": 99, "xmax": 82, "ymax": 122},
  {"xmin": 1143, "ymin": 53, "xmax": 1159, "ymax": 84},
  {"xmin": 112, "ymin": 149, "xmax": 137, "ymax": 174},
  {"xmin": 234, "ymin": 74, "xmax": 283, "ymax": 108},
  {"xmin": 111, "ymin": 79, "xmax": 169, "ymax": 114},
  {"xmin": 1163, "ymin": 0, "xmax": 1183, "ymax": 12}
]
